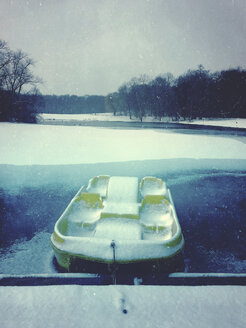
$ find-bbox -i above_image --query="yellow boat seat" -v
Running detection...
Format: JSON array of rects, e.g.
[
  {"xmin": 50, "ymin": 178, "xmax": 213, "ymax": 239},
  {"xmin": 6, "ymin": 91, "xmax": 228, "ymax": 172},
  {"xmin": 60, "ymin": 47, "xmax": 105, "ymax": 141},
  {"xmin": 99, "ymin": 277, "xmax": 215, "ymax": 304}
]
[
  {"xmin": 86, "ymin": 175, "xmax": 110, "ymax": 198},
  {"xmin": 140, "ymin": 176, "xmax": 167, "ymax": 198},
  {"xmin": 140, "ymin": 195, "xmax": 173, "ymax": 240},
  {"xmin": 100, "ymin": 202, "xmax": 140, "ymax": 220},
  {"xmin": 67, "ymin": 192, "xmax": 103, "ymax": 236},
  {"xmin": 100, "ymin": 176, "xmax": 140, "ymax": 220}
]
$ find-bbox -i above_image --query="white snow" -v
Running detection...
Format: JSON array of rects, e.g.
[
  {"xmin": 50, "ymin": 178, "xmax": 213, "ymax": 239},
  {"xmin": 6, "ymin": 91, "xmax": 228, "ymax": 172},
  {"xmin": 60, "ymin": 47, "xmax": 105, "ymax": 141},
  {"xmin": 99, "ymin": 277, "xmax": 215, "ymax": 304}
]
[
  {"xmin": 0, "ymin": 285, "xmax": 246, "ymax": 328},
  {"xmin": 140, "ymin": 204, "xmax": 173, "ymax": 227},
  {"xmin": 86, "ymin": 175, "xmax": 110, "ymax": 198},
  {"xmin": 102, "ymin": 201, "xmax": 140, "ymax": 217},
  {"xmin": 0, "ymin": 123, "xmax": 246, "ymax": 165},
  {"xmin": 95, "ymin": 218, "xmax": 142, "ymax": 240},
  {"xmin": 39, "ymin": 112, "xmax": 140, "ymax": 122},
  {"xmin": 140, "ymin": 177, "xmax": 167, "ymax": 197},
  {"xmin": 107, "ymin": 176, "xmax": 139, "ymax": 202},
  {"xmin": 182, "ymin": 118, "xmax": 246, "ymax": 129}
]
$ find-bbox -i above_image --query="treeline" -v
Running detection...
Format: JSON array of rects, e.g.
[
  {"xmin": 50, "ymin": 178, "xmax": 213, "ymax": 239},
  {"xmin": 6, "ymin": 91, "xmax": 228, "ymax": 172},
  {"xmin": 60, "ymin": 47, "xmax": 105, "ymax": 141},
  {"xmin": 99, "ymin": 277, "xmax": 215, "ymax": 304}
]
[
  {"xmin": 0, "ymin": 39, "xmax": 106, "ymax": 122},
  {"xmin": 0, "ymin": 40, "xmax": 41, "ymax": 123},
  {"xmin": 105, "ymin": 65, "xmax": 246, "ymax": 121},
  {"xmin": 37, "ymin": 94, "xmax": 105, "ymax": 114},
  {"xmin": 1, "ymin": 37, "xmax": 246, "ymax": 123}
]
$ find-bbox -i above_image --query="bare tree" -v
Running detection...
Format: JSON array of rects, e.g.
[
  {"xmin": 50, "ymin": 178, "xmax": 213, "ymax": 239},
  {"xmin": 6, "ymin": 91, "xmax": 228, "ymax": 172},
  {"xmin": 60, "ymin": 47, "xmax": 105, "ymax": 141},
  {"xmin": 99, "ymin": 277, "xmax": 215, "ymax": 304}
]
[
  {"xmin": 0, "ymin": 41, "xmax": 11, "ymax": 87},
  {"xmin": 0, "ymin": 40, "xmax": 42, "ymax": 122},
  {"xmin": 105, "ymin": 92, "xmax": 118, "ymax": 116},
  {"xmin": 1, "ymin": 49, "xmax": 41, "ymax": 97}
]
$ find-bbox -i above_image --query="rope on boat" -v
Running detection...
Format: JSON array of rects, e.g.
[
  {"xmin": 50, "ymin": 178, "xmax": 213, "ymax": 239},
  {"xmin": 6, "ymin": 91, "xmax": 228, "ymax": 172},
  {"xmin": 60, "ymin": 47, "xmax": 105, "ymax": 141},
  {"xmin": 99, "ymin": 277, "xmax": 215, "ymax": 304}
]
[{"xmin": 110, "ymin": 240, "xmax": 117, "ymax": 284}]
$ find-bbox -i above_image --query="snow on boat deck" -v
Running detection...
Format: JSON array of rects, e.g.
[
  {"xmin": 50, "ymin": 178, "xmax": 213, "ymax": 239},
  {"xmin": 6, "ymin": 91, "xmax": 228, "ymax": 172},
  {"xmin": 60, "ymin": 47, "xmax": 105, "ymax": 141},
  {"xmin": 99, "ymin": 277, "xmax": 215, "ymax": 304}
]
[{"xmin": 95, "ymin": 218, "xmax": 142, "ymax": 240}]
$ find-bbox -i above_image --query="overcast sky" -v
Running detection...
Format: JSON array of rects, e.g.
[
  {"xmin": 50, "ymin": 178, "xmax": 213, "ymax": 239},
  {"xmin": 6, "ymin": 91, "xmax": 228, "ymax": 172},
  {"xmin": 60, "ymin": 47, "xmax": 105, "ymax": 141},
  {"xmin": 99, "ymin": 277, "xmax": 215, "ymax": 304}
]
[{"xmin": 0, "ymin": 0, "xmax": 245, "ymax": 96}]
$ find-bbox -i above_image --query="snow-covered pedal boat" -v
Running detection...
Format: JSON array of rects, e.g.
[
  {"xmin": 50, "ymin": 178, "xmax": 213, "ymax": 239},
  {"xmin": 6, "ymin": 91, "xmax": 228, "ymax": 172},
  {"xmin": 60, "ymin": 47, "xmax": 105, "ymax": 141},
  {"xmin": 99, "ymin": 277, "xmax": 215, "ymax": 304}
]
[{"xmin": 51, "ymin": 176, "xmax": 184, "ymax": 271}]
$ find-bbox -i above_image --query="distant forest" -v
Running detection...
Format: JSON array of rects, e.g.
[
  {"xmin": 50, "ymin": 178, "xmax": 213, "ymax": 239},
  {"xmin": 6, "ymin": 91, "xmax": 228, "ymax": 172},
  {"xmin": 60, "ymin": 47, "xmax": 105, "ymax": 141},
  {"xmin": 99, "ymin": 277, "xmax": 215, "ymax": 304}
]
[
  {"xmin": 37, "ymin": 95, "xmax": 105, "ymax": 114},
  {"xmin": 33, "ymin": 65, "xmax": 246, "ymax": 121},
  {"xmin": 105, "ymin": 65, "xmax": 246, "ymax": 121},
  {"xmin": 1, "ymin": 40, "xmax": 246, "ymax": 123}
]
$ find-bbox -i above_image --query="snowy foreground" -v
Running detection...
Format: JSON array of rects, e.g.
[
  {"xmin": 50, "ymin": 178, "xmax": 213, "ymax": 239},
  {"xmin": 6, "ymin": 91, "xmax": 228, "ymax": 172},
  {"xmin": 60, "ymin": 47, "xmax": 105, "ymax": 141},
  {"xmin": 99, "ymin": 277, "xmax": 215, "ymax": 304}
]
[
  {"xmin": 0, "ymin": 285, "xmax": 246, "ymax": 328},
  {"xmin": 39, "ymin": 113, "xmax": 246, "ymax": 129},
  {"xmin": 1, "ymin": 122, "xmax": 246, "ymax": 165}
]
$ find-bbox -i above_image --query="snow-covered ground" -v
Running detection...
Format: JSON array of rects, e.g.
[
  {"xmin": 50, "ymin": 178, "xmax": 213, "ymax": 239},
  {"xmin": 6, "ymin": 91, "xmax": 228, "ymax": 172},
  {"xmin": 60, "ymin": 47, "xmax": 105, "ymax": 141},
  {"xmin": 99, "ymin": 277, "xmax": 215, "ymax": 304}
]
[
  {"xmin": 0, "ymin": 122, "xmax": 246, "ymax": 166},
  {"xmin": 1, "ymin": 285, "xmax": 246, "ymax": 328},
  {"xmin": 39, "ymin": 112, "xmax": 141, "ymax": 122},
  {"xmin": 182, "ymin": 118, "xmax": 246, "ymax": 129},
  {"xmin": 38, "ymin": 113, "xmax": 246, "ymax": 129}
]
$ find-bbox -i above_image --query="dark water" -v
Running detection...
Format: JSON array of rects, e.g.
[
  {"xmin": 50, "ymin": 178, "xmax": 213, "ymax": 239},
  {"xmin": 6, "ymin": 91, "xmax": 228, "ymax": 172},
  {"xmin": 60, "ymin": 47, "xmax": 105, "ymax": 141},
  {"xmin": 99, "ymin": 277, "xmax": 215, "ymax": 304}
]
[
  {"xmin": 0, "ymin": 162, "xmax": 246, "ymax": 275},
  {"xmin": 171, "ymin": 173, "xmax": 246, "ymax": 272},
  {"xmin": 40, "ymin": 119, "xmax": 246, "ymax": 136}
]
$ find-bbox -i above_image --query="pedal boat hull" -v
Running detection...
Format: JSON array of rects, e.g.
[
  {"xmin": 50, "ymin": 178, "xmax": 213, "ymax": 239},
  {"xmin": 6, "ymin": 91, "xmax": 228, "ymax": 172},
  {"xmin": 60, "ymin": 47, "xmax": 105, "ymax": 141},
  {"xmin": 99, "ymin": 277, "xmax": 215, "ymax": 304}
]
[{"xmin": 51, "ymin": 177, "xmax": 184, "ymax": 271}]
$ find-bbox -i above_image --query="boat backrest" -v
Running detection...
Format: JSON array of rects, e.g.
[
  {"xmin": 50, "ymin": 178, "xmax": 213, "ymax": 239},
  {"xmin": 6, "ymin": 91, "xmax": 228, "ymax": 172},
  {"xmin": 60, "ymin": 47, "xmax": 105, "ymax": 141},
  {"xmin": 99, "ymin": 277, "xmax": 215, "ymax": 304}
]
[
  {"xmin": 74, "ymin": 192, "xmax": 103, "ymax": 209},
  {"xmin": 107, "ymin": 176, "xmax": 139, "ymax": 203},
  {"xmin": 140, "ymin": 177, "xmax": 167, "ymax": 198},
  {"xmin": 100, "ymin": 176, "xmax": 139, "ymax": 220},
  {"xmin": 100, "ymin": 202, "xmax": 140, "ymax": 220},
  {"xmin": 141, "ymin": 194, "xmax": 170, "ymax": 207},
  {"xmin": 140, "ymin": 195, "xmax": 173, "ymax": 231},
  {"xmin": 66, "ymin": 193, "xmax": 104, "ymax": 235},
  {"xmin": 86, "ymin": 175, "xmax": 110, "ymax": 198}
]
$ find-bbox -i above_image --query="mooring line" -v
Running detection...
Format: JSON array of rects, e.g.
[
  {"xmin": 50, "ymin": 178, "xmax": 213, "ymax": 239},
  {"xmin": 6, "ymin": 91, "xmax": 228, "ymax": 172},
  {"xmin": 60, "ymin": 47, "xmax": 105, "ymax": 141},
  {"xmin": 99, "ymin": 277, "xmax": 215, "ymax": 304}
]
[{"xmin": 111, "ymin": 240, "xmax": 117, "ymax": 284}]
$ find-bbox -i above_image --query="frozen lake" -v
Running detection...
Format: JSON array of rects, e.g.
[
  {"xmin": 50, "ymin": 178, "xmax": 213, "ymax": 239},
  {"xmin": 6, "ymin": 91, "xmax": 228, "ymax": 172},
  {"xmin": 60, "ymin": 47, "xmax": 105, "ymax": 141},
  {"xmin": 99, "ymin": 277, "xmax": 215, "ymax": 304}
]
[
  {"xmin": 0, "ymin": 123, "xmax": 246, "ymax": 279},
  {"xmin": 0, "ymin": 161, "xmax": 246, "ymax": 277}
]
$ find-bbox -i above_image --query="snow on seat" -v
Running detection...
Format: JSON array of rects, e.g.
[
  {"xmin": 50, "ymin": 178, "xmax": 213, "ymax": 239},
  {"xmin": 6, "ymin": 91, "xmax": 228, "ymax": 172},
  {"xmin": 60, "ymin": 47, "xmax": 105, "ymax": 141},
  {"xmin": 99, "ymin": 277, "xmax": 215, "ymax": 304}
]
[
  {"xmin": 140, "ymin": 195, "xmax": 173, "ymax": 240},
  {"xmin": 107, "ymin": 176, "xmax": 139, "ymax": 203},
  {"xmin": 140, "ymin": 177, "xmax": 167, "ymax": 198},
  {"xmin": 94, "ymin": 218, "xmax": 142, "ymax": 240},
  {"xmin": 67, "ymin": 193, "xmax": 103, "ymax": 236},
  {"xmin": 101, "ymin": 201, "xmax": 140, "ymax": 219},
  {"xmin": 86, "ymin": 175, "xmax": 110, "ymax": 198},
  {"xmin": 101, "ymin": 176, "xmax": 140, "ymax": 219}
]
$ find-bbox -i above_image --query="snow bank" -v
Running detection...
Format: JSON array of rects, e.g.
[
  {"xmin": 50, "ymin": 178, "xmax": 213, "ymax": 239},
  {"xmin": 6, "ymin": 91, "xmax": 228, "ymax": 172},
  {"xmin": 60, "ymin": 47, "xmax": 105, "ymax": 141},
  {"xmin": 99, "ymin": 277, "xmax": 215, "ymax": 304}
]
[
  {"xmin": 38, "ymin": 113, "xmax": 246, "ymax": 129},
  {"xmin": 39, "ymin": 112, "xmax": 139, "ymax": 122},
  {"xmin": 0, "ymin": 123, "xmax": 246, "ymax": 165},
  {"xmin": 183, "ymin": 118, "xmax": 246, "ymax": 129},
  {"xmin": 0, "ymin": 285, "xmax": 245, "ymax": 328}
]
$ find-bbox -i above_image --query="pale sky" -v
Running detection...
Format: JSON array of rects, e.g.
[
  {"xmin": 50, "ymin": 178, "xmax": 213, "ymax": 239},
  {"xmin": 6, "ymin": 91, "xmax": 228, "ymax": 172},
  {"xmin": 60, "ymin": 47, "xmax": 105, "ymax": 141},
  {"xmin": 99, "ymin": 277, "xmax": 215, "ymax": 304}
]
[{"xmin": 0, "ymin": 0, "xmax": 245, "ymax": 96}]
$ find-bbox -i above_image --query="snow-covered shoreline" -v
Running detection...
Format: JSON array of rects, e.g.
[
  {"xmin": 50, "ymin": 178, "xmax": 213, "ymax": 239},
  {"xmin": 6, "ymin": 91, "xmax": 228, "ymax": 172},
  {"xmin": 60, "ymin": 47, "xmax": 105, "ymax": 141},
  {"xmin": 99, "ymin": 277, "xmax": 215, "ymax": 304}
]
[
  {"xmin": 38, "ymin": 113, "xmax": 246, "ymax": 129},
  {"xmin": 1, "ymin": 122, "xmax": 246, "ymax": 166}
]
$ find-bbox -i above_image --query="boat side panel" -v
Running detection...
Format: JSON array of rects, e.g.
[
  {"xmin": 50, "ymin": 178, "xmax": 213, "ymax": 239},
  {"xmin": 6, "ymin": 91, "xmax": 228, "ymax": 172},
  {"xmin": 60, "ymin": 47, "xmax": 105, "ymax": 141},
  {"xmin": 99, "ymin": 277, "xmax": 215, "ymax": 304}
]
[
  {"xmin": 51, "ymin": 231, "xmax": 184, "ymax": 265},
  {"xmin": 51, "ymin": 181, "xmax": 184, "ymax": 270}
]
